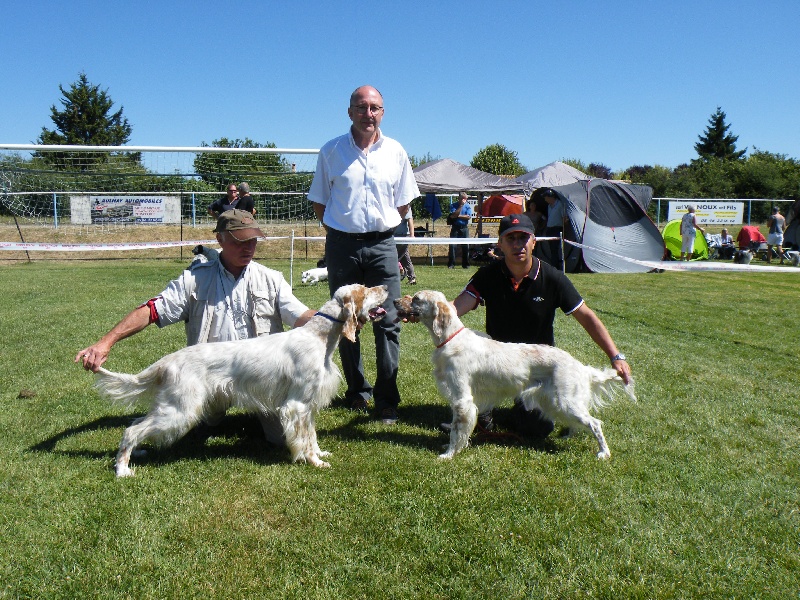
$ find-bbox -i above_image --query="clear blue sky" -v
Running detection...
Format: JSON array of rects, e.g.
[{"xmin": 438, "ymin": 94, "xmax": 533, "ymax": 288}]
[{"xmin": 1, "ymin": 0, "xmax": 798, "ymax": 173}]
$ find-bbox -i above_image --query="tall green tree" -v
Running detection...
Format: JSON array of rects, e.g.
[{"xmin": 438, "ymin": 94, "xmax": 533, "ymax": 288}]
[
  {"xmin": 36, "ymin": 73, "xmax": 136, "ymax": 170},
  {"xmin": 38, "ymin": 73, "xmax": 132, "ymax": 147},
  {"xmin": 470, "ymin": 143, "xmax": 526, "ymax": 176},
  {"xmin": 694, "ymin": 107, "xmax": 746, "ymax": 161}
]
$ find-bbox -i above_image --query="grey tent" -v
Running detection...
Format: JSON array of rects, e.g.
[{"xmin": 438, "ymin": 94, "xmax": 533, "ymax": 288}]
[
  {"xmin": 513, "ymin": 161, "xmax": 590, "ymax": 191},
  {"xmin": 413, "ymin": 158, "xmax": 523, "ymax": 194},
  {"xmin": 544, "ymin": 179, "xmax": 665, "ymax": 273}
]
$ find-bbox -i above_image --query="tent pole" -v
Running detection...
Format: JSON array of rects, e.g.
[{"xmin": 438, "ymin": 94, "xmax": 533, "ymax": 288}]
[{"xmin": 476, "ymin": 193, "xmax": 484, "ymax": 237}]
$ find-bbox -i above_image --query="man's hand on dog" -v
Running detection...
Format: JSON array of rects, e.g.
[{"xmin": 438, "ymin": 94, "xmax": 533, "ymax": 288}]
[{"xmin": 75, "ymin": 343, "xmax": 110, "ymax": 372}]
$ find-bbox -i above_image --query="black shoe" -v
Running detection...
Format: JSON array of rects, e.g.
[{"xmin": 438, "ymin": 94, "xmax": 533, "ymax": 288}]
[
  {"xmin": 447, "ymin": 265, "xmax": 455, "ymax": 269},
  {"xmin": 380, "ymin": 407, "xmax": 399, "ymax": 425},
  {"xmin": 477, "ymin": 412, "xmax": 494, "ymax": 431},
  {"xmin": 350, "ymin": 397, "xmax": 369, "ymax": 412},
  {"xmin": 513, "ymin": 403, "xmax": 554, "ymax": 439},
  {"xmin": 407, "ymin": 277, "xmax": 417, "ymax": 285},
  {"xmin": 440, "ymin": 411, "xmax": 493, "ymax": 433}
]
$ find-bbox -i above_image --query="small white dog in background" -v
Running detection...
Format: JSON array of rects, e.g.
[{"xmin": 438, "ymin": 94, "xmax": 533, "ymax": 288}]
[
  {"xmin": 301, "ymin": 267, "xmax": 328, "ymax": 285},
  {"xmin": 395, "ymin": 290, "xmax": 636, "ymax": 460},
  {"xmin": 787, "ymin": 250, "xmax": 800, "ymax": 267},
  {"xmin": 733, "ymin": 249, "xmax": 753, "ymax": 265}
]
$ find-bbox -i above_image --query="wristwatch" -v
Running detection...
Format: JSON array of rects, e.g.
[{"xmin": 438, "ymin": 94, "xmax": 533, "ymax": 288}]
[{"xmin": 610, "ymin": 353, "xmax": 626, "ymax": 362}]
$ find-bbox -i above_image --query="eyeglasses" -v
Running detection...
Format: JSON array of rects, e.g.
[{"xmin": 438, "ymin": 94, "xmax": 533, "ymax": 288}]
[{"xmin": 350, "ymin": 104, "xmax": 384, "ymax": 115}]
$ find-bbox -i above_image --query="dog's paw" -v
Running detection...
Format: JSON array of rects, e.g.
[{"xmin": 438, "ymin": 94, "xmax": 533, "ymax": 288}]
[
  {"xmin": 317, "ymin": 450, "xmax": 332, "ymax": 458},
  {"xmin": 437, "ymin": 451, "xmax": 455, "ymax": 460},
  {"xmin": 115, "ymin": 464, "xmax": 135, "ymax": 477},
  {"xmin": 596, "ymin": 450, "xmax": 611, "ymax": 460},
  {"xmin": 308, "ymin": 455, "xmax": 331, "ymax": 468}
]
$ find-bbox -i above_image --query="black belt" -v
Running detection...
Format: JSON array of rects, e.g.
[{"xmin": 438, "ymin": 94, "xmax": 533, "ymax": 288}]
[{"xmin": 329, "ymin": 228, "xmax": 394, "ymax": 241}]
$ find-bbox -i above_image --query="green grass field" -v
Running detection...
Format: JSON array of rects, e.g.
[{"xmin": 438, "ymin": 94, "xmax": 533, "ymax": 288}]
[{"xmin": 1, "ymin": 259, "xmax": 798, "ymax": 599}]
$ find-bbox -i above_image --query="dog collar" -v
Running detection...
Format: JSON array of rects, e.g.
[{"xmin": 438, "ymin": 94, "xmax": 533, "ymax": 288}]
[
  {"xmin": 436, "ymin": 327, "xmax": 465, "ymax": 348},
  {"xmin": 315, "ymin": 311, "xmax": 345, "ymax": 324}
]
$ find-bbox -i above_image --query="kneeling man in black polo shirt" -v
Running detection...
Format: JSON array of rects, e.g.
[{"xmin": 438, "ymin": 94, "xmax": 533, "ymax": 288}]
[{"xmin": 448, "ymin": 213, "xmax": 632, "ymax": 437}]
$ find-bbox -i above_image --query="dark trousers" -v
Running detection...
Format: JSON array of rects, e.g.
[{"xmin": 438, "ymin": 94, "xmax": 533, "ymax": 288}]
[
  {"xmin": 544, "ymin": 226, "xmax": 563, "ymax": 270},
  {"xmin": 325, "ymin": 231, "xmax": 402, "ymax": 410},
  {"xmin": 448, "ymin": 227, "xmax": 470, "ymax": 267}
]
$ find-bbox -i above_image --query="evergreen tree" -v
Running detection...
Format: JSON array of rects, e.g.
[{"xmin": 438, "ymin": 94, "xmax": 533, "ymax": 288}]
[
  {"xmin": 38, "ymin": 73, "xmax": 132, "ymax": 147},
  {"xmin": 694, "ymin": 107, "xmax": 746, "ymax": 161},
  {"xmin": 36, "ymin": 73, "xmax": 135, "ymax": 170}
]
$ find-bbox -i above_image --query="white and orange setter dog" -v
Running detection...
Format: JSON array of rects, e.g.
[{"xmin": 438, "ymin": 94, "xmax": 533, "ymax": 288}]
[
  {"xmin": 95, "ymin": 284, "xmax": 388, "ymax": 476},
  {"xmin": 395, "ymin": 290, "xmax": 635, "ymax": 460}
]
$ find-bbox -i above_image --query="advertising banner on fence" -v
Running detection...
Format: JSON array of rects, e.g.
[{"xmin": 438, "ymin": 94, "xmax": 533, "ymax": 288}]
[
  {"xmin": 668, "ymin": 201, "xmax": 744, "ymax": 225},
  {"xmin": 90, "ymin": 196, "xmax": 167, "ymax": 223}
]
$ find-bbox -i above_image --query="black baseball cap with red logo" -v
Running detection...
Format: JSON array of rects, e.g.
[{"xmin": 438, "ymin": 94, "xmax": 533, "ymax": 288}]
[{"xmin": 498, "ymin": 213, "xmax": 535, "ymax": 238}]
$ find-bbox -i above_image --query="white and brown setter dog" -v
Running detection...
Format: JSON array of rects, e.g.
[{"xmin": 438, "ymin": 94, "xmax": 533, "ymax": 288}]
[
  {"xmin": 95, "ymin": 284, "xmax": 388, "ymax": 476},
  {"xmin": 395, "ymin": 290, "xmax": 635, "ymax": 460}
]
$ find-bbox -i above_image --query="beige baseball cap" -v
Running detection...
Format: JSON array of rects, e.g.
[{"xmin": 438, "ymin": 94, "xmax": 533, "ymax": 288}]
[{"xmin": 213, "ymin": 209, "xmax": 264, "ymax": 241}]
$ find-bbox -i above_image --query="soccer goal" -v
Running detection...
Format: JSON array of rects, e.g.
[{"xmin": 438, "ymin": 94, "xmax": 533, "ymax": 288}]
[{"xmin": 0, "ymin": 144, "xmax": 320, "ymax": 227}]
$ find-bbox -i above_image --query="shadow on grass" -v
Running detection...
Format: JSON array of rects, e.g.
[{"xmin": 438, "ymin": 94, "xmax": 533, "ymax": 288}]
[
  {"xmin": 322, "ymin": 401, "xmax": 562, "ymax": 456},
  {"xmin": 30, "ymin": 402, "xmax": 562, "ymax": 472},
  {"xmin": 29, "ymin": 413, "xmax": 290, "ymax": 469}
]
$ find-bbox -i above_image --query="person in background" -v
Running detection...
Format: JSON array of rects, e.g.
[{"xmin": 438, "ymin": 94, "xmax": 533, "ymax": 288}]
[
  {"xmin": 718, "ymin": 227, "xmax": 735, "ymax": 259},
  {"xmin": 395, "ymin": 205, "xmax": 417, "ymax": 285},
  {"xmin": 208, "ymin": 183, "xmax": 239, "ymax": 218},
  {"xmin": 524, "ymin": 196, "xmax": 546, "ymax": 236},
  {"xmin": 783, "ymin": 198, "xmax": 800, "ymax": 251},
  {"xmin": 308, "ymin": 85, "xmax": 419, "ymax": 425},
  {"xmin": 448, "ymin": 192, "xmax": 473, "ymax": 269},
  {"xmin": 680, "ymin": 204, "xmax": 705, "ymax": 261},
  {"xmin": 431, "ymin": 213, "xmax": 631, "ymax": 438},
  {"xmin": 766, "ymin": 206, "xmax": 786, "ymax": 264},
  {"xmin": 542, "ymin": 189, "xmax": 566, "ymax": 269},
  {"xmin": 236, "ymin": 182, "xmax": 256, "ymax": 216},
  {"xmin": 76, "ymin": 209, "xmax": 316, "ymax": 444}
]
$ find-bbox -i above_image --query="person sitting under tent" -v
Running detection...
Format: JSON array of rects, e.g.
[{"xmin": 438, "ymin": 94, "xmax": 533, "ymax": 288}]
[
  {"xmin": 718, "ymin": 228, "xmax": 735, "ymax": 259},
  {"xmin": 707, "ymin": 227, "xmax": 735, "ymax": 260}
]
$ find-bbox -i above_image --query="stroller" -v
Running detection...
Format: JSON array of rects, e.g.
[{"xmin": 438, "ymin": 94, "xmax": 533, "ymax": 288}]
[{"xmin": 736, "ymin": 226, "xmax": 771, "ymax": 260}]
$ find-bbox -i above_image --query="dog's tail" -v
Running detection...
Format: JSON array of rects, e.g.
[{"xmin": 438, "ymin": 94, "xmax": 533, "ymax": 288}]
[
  {"xmin": 588, "ymin": 368, "xmax": 637, "ymax": 409},
  {"xmin": 94, "ymin": 365, "xmax": 162, "ymax": 409}
]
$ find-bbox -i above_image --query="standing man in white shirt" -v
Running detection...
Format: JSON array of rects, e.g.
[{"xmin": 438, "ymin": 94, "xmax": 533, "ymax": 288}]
[{"xmin": 308, "ymin": 85, "xmax": 420, "ymax": 425}]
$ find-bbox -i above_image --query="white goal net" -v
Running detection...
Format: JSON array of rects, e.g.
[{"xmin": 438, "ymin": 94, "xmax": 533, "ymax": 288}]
[{"xmin": 0, "ymin": 144, "xmax": 319, "ymax": 226}]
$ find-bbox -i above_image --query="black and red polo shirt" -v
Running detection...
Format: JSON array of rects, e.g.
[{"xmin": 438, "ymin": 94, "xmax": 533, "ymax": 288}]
[{"xmin": 463, "ymin": 257, "xmax": 583, "ymax": 346}]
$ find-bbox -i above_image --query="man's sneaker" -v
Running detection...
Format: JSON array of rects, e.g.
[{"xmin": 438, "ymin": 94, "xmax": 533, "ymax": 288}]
[
  {"xmin": 439, "ymin": 411, "xmax": 493, "ymax": 433},
  {"xmin": 350, "ymin": 397, "xmax": 369, "ymax": 412},
  {"xmin": 513, "ymin": 402, "xmax": 554, "ymax": 439},
  {"xmin": 380, "ymin": 407, "xmax": 399, "ymax": 425},
  {"xmin": 478, "ymin": 412, "xmax": 494, "ymax": 431}
]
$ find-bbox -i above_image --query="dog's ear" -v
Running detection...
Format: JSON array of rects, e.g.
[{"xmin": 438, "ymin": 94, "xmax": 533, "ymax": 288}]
[
  {"xmin": 432, "ymin": 299, "xmax": 449, "ymax": 339},
  {"xmin": 340, "ymin": 288, "xmax": 362, "ymax": 343}
]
